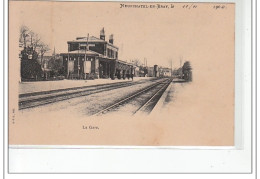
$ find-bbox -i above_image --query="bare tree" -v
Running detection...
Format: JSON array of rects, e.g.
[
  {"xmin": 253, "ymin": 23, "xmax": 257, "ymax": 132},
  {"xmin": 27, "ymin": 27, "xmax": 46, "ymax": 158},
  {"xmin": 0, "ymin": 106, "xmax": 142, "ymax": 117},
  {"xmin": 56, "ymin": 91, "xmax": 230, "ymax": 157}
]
[
  {"xmin": 20, "ymin": 25, "xmax": 43, "ymax": 51},
  {"xmin": 20, "ymin": 25, "xmax": 50, "ymax": 65},
  {"xmin": 28, "ymin": 30, "xmax": 34, "ymax": 46},
  {"xmin": 20, "ymin": 25, "xmax": 51, "ymax": 80},
  {"xmin": 32, "ymin": 33, "xmax": 41, "ymax": 51},
  {"xmin": 38, "ymin": 43, "xmax": 50, "ymax": 68},
  {"xmin": 26, "ymin": 30, "xmax": 41, "ymax": 51},
  {"xmin": 131, "ymin": 59, "xmax": 142, "ymax": 66},
  {"xmin": 19, "ymin": 25, "xmax": 30, "ymax": 48}
]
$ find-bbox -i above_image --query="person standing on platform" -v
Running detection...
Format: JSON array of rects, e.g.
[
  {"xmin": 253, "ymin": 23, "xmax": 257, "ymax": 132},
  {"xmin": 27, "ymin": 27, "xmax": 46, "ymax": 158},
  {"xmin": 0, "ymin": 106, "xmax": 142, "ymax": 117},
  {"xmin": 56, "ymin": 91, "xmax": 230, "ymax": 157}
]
[{"xmin": 130, "ymin": 67, "xmax": 134, "ymax": 81}]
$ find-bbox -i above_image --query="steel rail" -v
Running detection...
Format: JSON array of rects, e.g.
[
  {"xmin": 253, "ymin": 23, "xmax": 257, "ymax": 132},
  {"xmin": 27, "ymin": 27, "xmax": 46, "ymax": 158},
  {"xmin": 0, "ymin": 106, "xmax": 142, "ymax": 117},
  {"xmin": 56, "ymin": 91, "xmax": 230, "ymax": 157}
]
[
  {"xmin": 20, "ymin": 82, "xmax": 132, "ymax": 104},
  {"xmin": 92, "ymin": 78, "xmax": 170, "ymax": 116},
  {"xmin": 19, "ymin": 81, "xmax": 131, "ymax": 98},
  {"xmin": 19, "ymin": 78, "xmax": 161, "ymax": 110},
  {"xmin": 133, "ymin": 78, "xmax": 172, "ymax": 115}
]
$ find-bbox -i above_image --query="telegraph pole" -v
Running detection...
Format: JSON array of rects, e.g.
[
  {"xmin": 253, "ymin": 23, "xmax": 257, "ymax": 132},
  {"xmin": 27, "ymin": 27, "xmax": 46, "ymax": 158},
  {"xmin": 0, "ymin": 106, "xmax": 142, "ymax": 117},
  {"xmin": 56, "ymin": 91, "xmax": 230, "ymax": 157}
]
[
  {"xmin": 78, "ymin": 43, "xmax": 80, "ymax": 79},
  {"xmin": 84, "ymin": 33, "xmax": 89, "ymax": 80},
  {"xmin": 171, "ymin": 59, "xmax": 173, "ymax": 77},
  {"xmin": 53, "ymin": 46, "xmax": 56, "ymax": 60},
  {"xmin": 67, "ymin": 43, "xmax": 70, "ymax": 79}
]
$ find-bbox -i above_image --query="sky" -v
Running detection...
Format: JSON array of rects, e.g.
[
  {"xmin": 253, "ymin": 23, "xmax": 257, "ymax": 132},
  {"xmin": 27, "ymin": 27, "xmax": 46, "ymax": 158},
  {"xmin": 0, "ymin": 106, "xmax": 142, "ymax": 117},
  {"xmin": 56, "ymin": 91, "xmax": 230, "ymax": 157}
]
[{"xmin": 10, "ymin": 1, "xmax": 234, "ymax": 70}]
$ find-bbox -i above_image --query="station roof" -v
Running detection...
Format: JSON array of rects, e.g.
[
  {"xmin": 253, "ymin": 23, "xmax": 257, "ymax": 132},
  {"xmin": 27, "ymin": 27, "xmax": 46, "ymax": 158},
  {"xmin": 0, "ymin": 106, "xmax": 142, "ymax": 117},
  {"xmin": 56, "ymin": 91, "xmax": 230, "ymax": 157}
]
[
  {"xmin": 67, "ymin": 36, "xmax": 118, "ymax": 49},
  {"xmin": 60, "ymin": 49, "xmax": 100, "ymax": 56},
  {"xmin": 117, "ymin": 59, "xmax": 134, "ymax": 66}
]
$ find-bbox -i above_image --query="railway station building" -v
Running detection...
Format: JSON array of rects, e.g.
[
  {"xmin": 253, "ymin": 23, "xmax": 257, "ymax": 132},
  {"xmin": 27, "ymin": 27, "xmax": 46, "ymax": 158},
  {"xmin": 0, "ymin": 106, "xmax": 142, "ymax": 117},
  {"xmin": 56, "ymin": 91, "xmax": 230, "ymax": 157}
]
[{"xmin": 60, "ymin": 28, "xmax": 134, "ymax": 80}]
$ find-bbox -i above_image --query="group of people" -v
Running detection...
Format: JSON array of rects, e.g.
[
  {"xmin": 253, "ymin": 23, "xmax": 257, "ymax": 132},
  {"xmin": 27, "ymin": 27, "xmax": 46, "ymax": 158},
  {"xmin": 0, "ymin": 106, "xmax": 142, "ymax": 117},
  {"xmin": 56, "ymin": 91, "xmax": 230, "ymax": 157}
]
[{"xmin": 125, "ymin": 73, "xmax": 134, "ymax": 81}]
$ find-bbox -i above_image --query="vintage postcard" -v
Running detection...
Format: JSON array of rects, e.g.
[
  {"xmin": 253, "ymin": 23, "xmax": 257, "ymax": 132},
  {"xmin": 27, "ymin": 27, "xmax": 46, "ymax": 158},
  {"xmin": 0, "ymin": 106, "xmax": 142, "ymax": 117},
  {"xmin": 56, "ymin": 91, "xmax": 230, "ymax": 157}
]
[{"xmin": 9, "ymin": 1, "xmax": 235, "ymax": 146}]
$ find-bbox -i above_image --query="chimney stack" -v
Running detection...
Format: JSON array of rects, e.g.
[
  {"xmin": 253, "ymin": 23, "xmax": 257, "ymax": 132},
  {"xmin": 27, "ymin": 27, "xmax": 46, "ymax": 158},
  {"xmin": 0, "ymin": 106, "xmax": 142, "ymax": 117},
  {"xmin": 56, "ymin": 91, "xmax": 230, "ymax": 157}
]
[
  {"xmin": 100, "ymin": 27, "xmax": 105, "ymax": 40},
  {"xmin": 109, "ymin": 34, "xmax": 114, "ymax": 44}
]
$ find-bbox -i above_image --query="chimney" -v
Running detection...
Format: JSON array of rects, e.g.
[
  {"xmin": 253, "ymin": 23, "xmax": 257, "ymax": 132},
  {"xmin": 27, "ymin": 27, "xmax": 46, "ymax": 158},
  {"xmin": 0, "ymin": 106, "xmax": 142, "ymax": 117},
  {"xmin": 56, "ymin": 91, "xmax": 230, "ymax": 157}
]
[
  {"xmin": 109, "ymin": 34, "xmax": 114, "ymax": 44},
  {"xmin": 100, "ymin": 27, "xmax": 105, "ymax": 40},
  {"xmin": 76, "ymin": 37, "xmax": 86, "ymax": 40}
]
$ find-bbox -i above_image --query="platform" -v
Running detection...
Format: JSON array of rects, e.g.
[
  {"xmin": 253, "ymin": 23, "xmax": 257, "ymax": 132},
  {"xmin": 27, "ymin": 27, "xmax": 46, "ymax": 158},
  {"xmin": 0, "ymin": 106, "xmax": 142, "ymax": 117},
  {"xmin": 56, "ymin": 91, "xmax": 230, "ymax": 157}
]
[{"xmin": 19, "ymin": 77, "xmax": 153, "ymax": 94}]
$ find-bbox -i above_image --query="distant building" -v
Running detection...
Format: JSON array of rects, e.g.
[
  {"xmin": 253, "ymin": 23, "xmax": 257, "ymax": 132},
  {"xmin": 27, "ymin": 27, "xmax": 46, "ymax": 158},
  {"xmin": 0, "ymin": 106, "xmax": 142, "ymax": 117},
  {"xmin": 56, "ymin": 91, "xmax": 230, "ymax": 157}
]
[
  {"xmin": 136, "ymin": 66, "xmax": 148, "ymax": 77},
  {"xmin": 158, "ymin": 67, "xmax": 171, "ymax": 77},
  {"xmin": 154, "ymin": 65, "xmax": 159, "ymax": 77},
  {"xmin": 147, "ymin": 67, "xmax": 154, "ymax": 77},
  {"xmin": 134, "ymin": 65, "xmax": 140, "ymax": 77}
]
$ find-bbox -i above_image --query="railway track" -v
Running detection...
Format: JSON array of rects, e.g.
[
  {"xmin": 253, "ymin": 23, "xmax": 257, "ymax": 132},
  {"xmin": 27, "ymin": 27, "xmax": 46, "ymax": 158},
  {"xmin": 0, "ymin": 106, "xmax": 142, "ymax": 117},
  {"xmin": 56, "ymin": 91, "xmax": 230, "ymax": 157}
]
[
  {"xmin": 92, "ymin": 78, "xmax": 172, "ymax": 116},
  {"xmin": 19, "ymin": 78, "xmax": 159, "ymax": 110}
]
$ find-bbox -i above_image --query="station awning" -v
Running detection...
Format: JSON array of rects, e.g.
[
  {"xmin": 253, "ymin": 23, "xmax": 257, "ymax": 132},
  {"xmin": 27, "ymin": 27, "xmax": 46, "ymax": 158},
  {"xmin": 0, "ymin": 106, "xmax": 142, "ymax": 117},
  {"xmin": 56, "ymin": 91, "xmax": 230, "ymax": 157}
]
[{"xmin": 60, "ymin": 50, "xmax": 100, "ymax": 56}]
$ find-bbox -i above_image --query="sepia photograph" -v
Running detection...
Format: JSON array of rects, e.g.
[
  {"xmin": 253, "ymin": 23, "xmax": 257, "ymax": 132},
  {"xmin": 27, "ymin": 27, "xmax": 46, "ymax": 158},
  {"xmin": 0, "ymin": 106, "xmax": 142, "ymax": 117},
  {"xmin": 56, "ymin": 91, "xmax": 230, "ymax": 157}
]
[{"xmin": 9, "ymin": 1, "xmax": 235, "ymax": 146}]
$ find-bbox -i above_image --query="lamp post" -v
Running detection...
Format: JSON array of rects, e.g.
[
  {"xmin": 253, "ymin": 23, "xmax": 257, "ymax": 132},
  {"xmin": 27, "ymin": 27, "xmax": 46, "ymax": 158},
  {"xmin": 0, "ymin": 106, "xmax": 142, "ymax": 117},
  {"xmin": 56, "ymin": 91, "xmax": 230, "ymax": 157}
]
[
  {"xmin": 67, "ymin": 44, "xmax": 70, "ymax": 79},
  {"xmin": 171, "ymin": 59, "xmax": 173, "ymax": 77},
  {"xmin": 84, "ymin": 47, "xmax": 87, "ymax": 80},
  {"xmin": 78, "ymin": 43, "xmax": 80, "ymax": 79}
]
